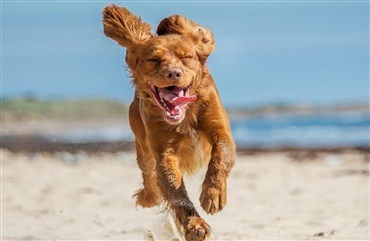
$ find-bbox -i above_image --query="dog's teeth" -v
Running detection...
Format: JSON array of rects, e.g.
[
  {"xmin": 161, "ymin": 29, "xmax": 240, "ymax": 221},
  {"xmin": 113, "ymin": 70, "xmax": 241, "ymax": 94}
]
[
  {"xmin": 160, "ymin": 94, "xmax": 165, "ymax": 104},
  {"xmin": 166, "ymin": 111, "xmax": 170, "ymax": 117},
  {"xmin": 179, "ymin": 90, "xmax": 185, "ymax": 97}
]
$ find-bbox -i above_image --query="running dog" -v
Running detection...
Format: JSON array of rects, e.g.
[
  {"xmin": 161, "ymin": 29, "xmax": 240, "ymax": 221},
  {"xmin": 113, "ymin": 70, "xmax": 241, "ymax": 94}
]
[{"xmin": 102, "ymin": 5, "xmax": 235, "ymax": 240}]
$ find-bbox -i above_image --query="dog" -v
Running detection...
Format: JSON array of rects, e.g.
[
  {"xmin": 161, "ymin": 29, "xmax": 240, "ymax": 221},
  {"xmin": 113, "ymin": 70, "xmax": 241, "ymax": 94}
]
[{"xmin": 102, "ymin": 4, "xmax": 235, "ymax": 241}]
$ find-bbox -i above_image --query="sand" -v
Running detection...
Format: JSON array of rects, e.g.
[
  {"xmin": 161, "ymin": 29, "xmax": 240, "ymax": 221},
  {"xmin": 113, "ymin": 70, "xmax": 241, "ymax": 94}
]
[{"xmin": 1, "ymin": 149, "xmax": 369, "ymax": 240}]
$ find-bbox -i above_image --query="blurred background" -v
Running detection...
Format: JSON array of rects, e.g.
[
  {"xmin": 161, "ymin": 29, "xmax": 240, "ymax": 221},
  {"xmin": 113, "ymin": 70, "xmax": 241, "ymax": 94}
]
[{"xmin": 2, "ymin": 0, "xmax": 369, "ymax": 150}]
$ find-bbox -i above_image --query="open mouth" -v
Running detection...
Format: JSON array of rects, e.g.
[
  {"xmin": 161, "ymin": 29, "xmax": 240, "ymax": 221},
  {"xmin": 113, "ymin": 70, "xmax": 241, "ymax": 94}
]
[{"xmin": 149, "ymin": 83, "xmax": 197, "ymax": 123}]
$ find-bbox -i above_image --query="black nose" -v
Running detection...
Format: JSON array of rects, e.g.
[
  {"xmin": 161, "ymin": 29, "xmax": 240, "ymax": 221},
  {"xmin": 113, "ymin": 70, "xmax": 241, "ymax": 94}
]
[{"xmin": 165, "ymin": 68, "xmax": 182, "ymax": 81}]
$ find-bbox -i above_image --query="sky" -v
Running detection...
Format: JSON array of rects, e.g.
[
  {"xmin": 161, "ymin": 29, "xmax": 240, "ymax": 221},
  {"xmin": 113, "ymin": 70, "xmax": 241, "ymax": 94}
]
[{"xmin": 1, "ymin": 0, "xmax": 369, "ymax": 107}]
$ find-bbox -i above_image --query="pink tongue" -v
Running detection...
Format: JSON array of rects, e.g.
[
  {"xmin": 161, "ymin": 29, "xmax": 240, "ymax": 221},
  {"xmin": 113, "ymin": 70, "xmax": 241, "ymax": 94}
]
[
  {"xmin": 159, "ymin": 87, "xmax": 197, "ymax": 105},
  {"xmin": 172, "ymin": 95, "xmax": 197, "ymax": 105}
]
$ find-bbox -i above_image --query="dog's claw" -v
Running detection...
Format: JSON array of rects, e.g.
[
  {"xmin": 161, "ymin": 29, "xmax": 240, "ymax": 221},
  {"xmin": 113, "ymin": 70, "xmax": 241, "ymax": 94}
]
[{"xmin": 201, "ymin": 199, "xmax": 216, "ymax": 215}]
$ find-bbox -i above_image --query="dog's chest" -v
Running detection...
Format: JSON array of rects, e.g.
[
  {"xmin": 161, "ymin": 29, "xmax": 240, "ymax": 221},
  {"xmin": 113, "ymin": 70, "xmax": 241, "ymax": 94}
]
[{"xmin": 176, "ymin": 129, "xmax": 212, "ymax": 175}]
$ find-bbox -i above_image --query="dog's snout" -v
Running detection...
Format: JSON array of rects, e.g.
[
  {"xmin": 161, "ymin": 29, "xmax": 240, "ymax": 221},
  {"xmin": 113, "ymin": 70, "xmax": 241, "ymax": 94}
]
[{"xmin": 165, "ymin": 68, "xmax": 182, "ymax": 81}]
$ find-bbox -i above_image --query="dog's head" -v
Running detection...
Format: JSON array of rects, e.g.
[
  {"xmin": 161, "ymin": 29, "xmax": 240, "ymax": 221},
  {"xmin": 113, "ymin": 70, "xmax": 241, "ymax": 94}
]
[{"xmin": 102, "ymin": 5, "xmax": 215, "ymax": 124}]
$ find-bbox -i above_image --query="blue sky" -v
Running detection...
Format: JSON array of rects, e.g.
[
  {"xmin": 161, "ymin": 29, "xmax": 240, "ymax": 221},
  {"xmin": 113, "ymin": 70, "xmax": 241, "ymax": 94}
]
[{"xmin": 1, "ymin": 0, "xmax": 369, "ymax": 107}]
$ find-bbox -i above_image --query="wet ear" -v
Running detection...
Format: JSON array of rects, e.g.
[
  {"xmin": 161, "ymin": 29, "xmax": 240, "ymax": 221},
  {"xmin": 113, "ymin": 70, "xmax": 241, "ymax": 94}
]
[
  {"xmin": 157, "ymin": 15, "xmax": 215, "ymax": 60},
  {"xmin": 102, "ymin": 4, "xmax": 153, "ymax": 48}
]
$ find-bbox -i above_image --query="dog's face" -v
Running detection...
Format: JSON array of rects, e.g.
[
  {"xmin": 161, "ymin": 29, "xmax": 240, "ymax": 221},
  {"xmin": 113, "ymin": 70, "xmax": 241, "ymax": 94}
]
[
  {"xmin": 134, "ymin": 35, "xmax": 202, "ymax": 123},
  {"xmin": 103, "ymin": 5, "xmax": 215, "ymax": 123}
]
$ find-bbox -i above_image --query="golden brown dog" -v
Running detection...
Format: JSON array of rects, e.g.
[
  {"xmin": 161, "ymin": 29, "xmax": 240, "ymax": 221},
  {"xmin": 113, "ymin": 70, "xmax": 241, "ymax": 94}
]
[{"xmin": 102, "ymin": 4, "xmax": 235, "ymax": 241}]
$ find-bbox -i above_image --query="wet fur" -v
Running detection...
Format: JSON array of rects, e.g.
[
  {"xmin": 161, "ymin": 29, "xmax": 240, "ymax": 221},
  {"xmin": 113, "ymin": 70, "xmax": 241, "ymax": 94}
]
[{"xmin": 103, "ymin": 4, "xmax": 235, "ymax": 241}]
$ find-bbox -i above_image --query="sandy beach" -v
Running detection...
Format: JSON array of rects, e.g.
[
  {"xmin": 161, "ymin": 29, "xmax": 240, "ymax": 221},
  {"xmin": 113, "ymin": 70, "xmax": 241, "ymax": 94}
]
[{"xmin": 1, "ymin": 148, "xmax": 369, "ymax": 240}]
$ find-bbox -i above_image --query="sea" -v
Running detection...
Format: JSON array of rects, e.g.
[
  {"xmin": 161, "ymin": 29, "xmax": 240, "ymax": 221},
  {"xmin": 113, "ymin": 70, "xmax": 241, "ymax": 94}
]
[
  {"xmin": 43, "ymin": 108, "xmax": 369, "ymax": 149},
  {"xmin": 230, "ymin": 109, "xmax": 369, "ymax": 148}
]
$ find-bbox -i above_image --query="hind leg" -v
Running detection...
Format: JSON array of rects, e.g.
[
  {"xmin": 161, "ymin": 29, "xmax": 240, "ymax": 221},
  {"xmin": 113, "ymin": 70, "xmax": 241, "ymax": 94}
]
[
  {"xmin": 133, "ymin": 140, "xmax": 162, "ymax": 208},
  {"xmin": 129, "ymin": 97, "xmax": 162, "ymax": 207}
]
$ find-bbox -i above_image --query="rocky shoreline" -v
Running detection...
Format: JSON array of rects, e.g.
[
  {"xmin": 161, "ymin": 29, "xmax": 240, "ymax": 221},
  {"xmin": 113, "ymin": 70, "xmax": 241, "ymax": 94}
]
[{"xmin": 1, "ymin": 133, "xmax": 368, "ymax": 154}]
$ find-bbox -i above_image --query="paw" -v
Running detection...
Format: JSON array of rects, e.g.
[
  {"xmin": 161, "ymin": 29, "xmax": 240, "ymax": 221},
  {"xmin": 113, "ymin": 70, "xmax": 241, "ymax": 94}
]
[
  {"xmin": 185, "ymin": 216, "xmax": 211, "ymax": 241},
  {"xmin": 133, "ymin": 188, "xmax": 161, "ymax": 208},
  {"xmin": 199, "ymin": 183, "xmax": 226, "ymax": 215}
]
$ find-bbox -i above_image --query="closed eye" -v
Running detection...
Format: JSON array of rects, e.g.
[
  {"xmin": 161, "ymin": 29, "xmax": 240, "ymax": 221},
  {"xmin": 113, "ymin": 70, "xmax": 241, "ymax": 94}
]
[
  {"xmin": 146, "ymin": 58, "xmax": 161, "ymax": 63},
  {"xmin": 182, "ymin": 54, "xmax": 193, "ymax": 59}
]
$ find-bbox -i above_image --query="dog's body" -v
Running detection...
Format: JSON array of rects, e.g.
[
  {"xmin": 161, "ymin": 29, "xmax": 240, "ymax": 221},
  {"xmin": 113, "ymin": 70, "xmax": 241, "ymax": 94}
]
[{"xmin": 103, "ymin": 5, "xmax": 235, "ymax": 240}]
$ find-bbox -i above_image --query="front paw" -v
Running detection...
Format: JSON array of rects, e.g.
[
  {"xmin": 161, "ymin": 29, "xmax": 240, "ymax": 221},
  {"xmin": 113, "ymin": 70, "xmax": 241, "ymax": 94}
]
[
  {"xmin": 185, "ymin": 216, "xmax": 211, "ymax": 241},
  {"xmin": 199, "ymin": 182, "xmax": 226, "ymax": 215}
]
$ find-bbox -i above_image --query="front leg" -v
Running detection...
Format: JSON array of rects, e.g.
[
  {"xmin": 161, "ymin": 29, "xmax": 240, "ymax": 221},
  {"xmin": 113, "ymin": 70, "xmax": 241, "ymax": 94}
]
[
  {"xmin": 200, "ymin": 138, "xmax": 235, "ymax": 214},
  {"xmin": 155, "ymin": 152, "xmax": 211, "ymax": 241},
  {"xmin": 198, "ymin": 91, "xmax": 236, "ymax": 215},
  {"xmin": 144, "ymin": 122, "xmax": 211, "ymax": 241}
]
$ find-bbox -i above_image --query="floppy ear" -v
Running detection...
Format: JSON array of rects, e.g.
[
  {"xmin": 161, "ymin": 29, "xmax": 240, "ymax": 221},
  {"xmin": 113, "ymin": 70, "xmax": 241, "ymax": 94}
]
[
  {"xmin": 157, "ymin": 15, "xmax": 215, "ymax": 60},
  {"xmin": 102, "ymin": 4, "xmax": 153, "ymax": 48}
]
